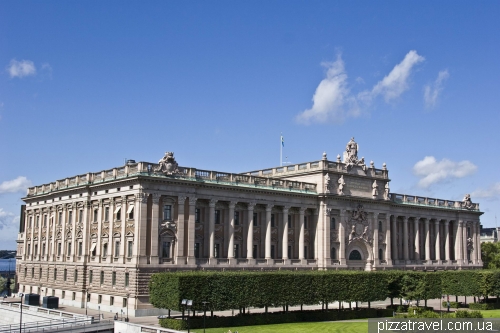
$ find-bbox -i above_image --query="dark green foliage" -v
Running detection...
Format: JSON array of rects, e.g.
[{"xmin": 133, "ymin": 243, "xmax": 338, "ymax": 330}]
[
  {"xmin": 455, "ymin": 310, "xmax": 483, "ymax": 318},
  {"xmin": 468, "ymin": 302, "xmax": 500, "ymax": 310},
  {"xmin": 159, "ymin": 308, "xmax": 393, "ymax": 330},
  {"xmin": 400, "ymin": 272, "xmax": 442, "ymax": 302},
  {"xmin": 442, "ymin": 301, "xmax": 462, "ymax": 309},
  {"xmin": 481, "ymin": 242, "xmax": 500, "ymax": 269}
]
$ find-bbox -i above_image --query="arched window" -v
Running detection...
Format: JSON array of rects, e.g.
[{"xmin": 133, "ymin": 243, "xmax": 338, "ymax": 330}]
[
  {"xmin": 348, "ymin": 250, "xmax": 362, "ymax": 260},
  {"xmin": 378, "ymin": 221, "xmax": 382, "ymax": 231},
  {"xmin": 331, "ymin": 217, "xmax": 336, "ymax": 230},
  {"xmin": 331, "ymin": 247, "xmax": 337, "ymax": 259},
  {"xmin": 379, "ymin": 248, "xmax": 383, "ymax": 260}
]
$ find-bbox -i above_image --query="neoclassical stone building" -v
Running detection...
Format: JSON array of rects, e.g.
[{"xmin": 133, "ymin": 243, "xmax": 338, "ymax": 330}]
[{"xmin": 16, "ymin": 138, "xmax": 482, "ymax": 316}]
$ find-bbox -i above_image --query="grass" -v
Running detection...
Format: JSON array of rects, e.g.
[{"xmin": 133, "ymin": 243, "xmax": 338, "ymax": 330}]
[
  {"xmin": 480, "ymin": 309, "xmax": 500, "ymax": 318},
  {"xmin": 194, "ymin": 321, "xmax": 368, "ymax": 333}
]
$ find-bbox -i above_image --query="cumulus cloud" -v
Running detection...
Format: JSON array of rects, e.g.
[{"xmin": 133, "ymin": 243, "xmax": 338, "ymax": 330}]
[
  {"xmin": 364, "ymin": 50, "xmax": 425, "ymax": 103},
  {"xmin": 424, "ymin": 70, "xmax": 449, "ymax": 109},
  {"xmin": 0, "ymin": 176, "xmax": 32, "ymax": 194},
  {"xmin": 413, "ymin": 156, "xmax": 477, "ymax": 188},
  {"xmin": 0, "ymin": 208, "xmax": 18, "ymax": 229},
  {"xmin": 471, "ymin": 182, "xmax": 500, "ymax": 199},
  {"xmin": 6, "ymin": 59, "xmax": 36, "ymax": 78},
  {"xmin": 296, "ymin": 55, "xmax": 359, "ymax": 124}
]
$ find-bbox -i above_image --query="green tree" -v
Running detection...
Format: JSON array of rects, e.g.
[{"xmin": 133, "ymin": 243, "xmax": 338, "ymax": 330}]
[{"xmin": 481, "ymin": 242, "xmax": 500, "ymax": 269}]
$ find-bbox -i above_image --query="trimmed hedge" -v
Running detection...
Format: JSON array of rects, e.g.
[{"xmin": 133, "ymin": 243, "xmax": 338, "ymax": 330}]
[
  {"xmin": 159, "ymin": 308, "xmax": 394, "ymax": 330},
  {"xmin": 468, "ymin": 302, "xmax": 500, "ymax": 310},
  {"xmin": 442, "ymin": 301, "xmax": 463, "ymax": 309}
]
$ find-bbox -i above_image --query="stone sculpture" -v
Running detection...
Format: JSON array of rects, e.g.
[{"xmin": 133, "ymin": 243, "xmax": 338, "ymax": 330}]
[
  {"xmin": 384, "ymin": 182, "xmax": 390, "ymax": 200},
  {"xmin": 462, "ymin": 194, "xmax": 474, "ymax": 210},
  {"xmin": 154, "ymin": 152, "xmax": 180, "ymax": 175},
  {"xmin": 338, "ymin": 175, "xmax": 345, "ymax": 195},
  {"xmin": 372, "ymin": 180, "xmax": 378, "ymax": 198}
]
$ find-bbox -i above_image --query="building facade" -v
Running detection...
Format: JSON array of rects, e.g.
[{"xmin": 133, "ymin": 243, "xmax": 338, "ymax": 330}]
[{"xmin": 16, "ymin": 138, "xmax": 483, "ymax": 316}]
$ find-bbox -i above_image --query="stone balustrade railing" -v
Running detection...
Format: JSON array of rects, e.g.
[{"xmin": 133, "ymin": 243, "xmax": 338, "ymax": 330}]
[
  {"xmin": 26, "ymin": 162, "xmax": 318, "ymax": 197},
  {"xmin": 389, "ymin": 193, "xmax": 480, "ymax": 211},
  {"xmin": 245, "ymin": 159, "xmax": 388, "ymax": 179}
]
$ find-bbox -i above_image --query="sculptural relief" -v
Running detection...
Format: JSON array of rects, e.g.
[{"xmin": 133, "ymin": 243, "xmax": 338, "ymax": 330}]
[
  {"xmin": 154, "ymin": 151, "xmax": 180, "ymax": 175},
  {"xmin": 347, "ymin": 204, "xmax": 372, "ymax": 245},
  {"xmin": 338, "ymin": 175, "xmax": 345, "ymax": 195}
]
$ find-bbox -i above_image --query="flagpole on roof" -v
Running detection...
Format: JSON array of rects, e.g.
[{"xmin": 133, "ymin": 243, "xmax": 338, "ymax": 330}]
[{"xmin": 280, "ymin": 133, "xmax": 282, "ymax": 167}]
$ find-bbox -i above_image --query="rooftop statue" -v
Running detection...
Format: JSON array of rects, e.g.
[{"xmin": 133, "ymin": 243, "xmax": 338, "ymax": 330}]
[
  {"xmin": 462, "ymin": 194, "xmax": 475, "ymax": 210},
  {"xmin": 154, "ymin": 151, "xmax": 180, "ymax": 175},
  {"xmin": 343, "ymin": 137, "xmax": 367, "ymax": 171}
]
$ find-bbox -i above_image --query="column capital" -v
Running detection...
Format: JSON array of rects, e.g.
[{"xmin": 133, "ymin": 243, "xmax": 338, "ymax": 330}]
[
  {"xmin": 178, "ymin": 196, "xmax": 187, "ymax": 205},
  {"xmin": 137, "ymin": 193, "xmax": 148, "ymax": 204},
  {"xmin": 282, "ymin": 205, "xmax": 291, "ymax": 212},
  {"xmin": 265, "ymin": 205, "xmax": 273, "ymax": 213},
  {"xmin": 413, "ymin": 217, "xmax": 421, "ymax": 222},
  {"xmin": 152, "ymin": 193, "xmax": 161, "ymax": 204},
  {"xmin": 299, "ymin": 207, "xmax": 307, "ymax": 214},
  {"xmin": 424, "ymin": 218, "xmax": 429, "ymax": 224},
  {"xmin": 402, "ymin": 216, "xmax": 408, "ymax": 222},
  {"xmin": 434, "ymin": 219, "xmax": 441, "ymax": 225},
  {"xmin": 209, "ymin": 199, "xmax": 216, "ymax": 208},
  {"xmin": 188, "ymin": 197, "xmax": 197, "ymax": 206},
  {"xmin": 247, "ymin": 202, "xmax": 256, "ymax": 210},
  {"xmin": 228, "ymin": 201, "xmax": 237, "ymax": 209}
]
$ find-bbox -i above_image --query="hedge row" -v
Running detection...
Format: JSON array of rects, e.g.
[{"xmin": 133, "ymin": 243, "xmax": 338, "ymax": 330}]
[
  {"xmin": 159, "ymin": 308, "xmax": 394, "ymax": 330},
  {"xmin": 149, "ymin": 270, "xmax": 441, "ymax": 312}
]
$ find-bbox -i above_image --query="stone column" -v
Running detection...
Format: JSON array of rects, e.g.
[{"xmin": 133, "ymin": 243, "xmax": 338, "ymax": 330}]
[
  {"xmin": 150, "ymin": 193, "xmax": 161, "ymax": 264},
  {"xmin": 265, "ymin": 205, "xmax": 272, "ymax": 260},
  {"xmin": 282, "ymin": 206, "xmax": 290, "ymax": 262},
  {"xmin": 462, "ymin": 221, "xmax": 468, "ymax": 263},
  {"xmin": 227, "ymin": 201, "xmax": 236, "ymax": 260},
  {"xmin": 120, "ymin": 197, "xmax": 127, "ymax": 264},
  {"xmin": 186, "ymin": 197, "xmax": 197, "ymax": 265},
  {"xmin": 385, "ymin": 215, "xmax": 392, "ymax": 265},
  {"xmin": 298, "ymin": 207, "xmax": 305, "ymax": 262},
  {"xmin": 312, "ymin": 208, "xmax": 319, "ymax": 261},
  {"xmin": 373, "ymin": 213, "xmax": 379, "ymax": 266},
  {"xmin": 476, "ymin": 221, "xmax": 481, "ymax": 265},
  {"xmin": 403, "ymin": 217, "xmax": 409, "ymax": 261},
  {"xmin": 434, "ymin": 219, "xmax": 441, "ymax": 262},
  {"xmin": 452, "ymin": 221, "xmax": 459, "ymax": 261},
  {"xmin": 137, "ymin": 193, "xmax": 148, "ymax": 264},
  {"xmin": 444, "ymin": 220, "xmax": 450, "ymax": 261},
  {"xmin": 176, "ymin": 196, "xmax": 186, "ymax": 264},
  {"xmin": 424, "ymin": 218, "xmax": 431, "ymax": 261},
  {"xmin": 414, "ymin": 217, "xmax": 420, "ymax": 261},
  {"xmin": 339, "ymin": 210, "xmax": 346, "ymax": 265},
  {"xmin": 208, "ymin": 199, "xmax": 216, "ymax": 263},
  {"xmin": 246, "ymin": 202, "xmax": 255, "ymax": 263},
  {"xmin": 391, "ymin": 216, "xmax": 397, "ymax": 262}
]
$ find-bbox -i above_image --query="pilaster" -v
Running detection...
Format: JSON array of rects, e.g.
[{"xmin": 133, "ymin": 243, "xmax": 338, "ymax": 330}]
[
  {"xmin": 186, "ymin": 197, "xmax": 197, "ymax": 265},
  {"xmin": 246, "ymin": 202, "xmax": 255, "ymax": 264},
  {"xmin": 298, "ymin": 207, "xmax": 305, "ymax": 262},
  {"xmin": 434, "ymin": 219, "xmax": 441, "ymax": 263},
  {"xmin": 150, "ymin": 193, "xmax": 161, "ymax": 264},
  {"xmin": 265, "ymin": 205, "xmax": 272, "ymax": 261},
  {"xmin": 403, "ymin": 216, "xmax": 409, "ymax": 261},
  {"xmin": 208, "ymin": 199, "xmax": 216, "ymax": 264},
  {"xmin": 176, "ymin": 196, "xmax": 186, "ymax": 265},
  {"xmin": 282, "ymin": 206, "xmax": 290, "ymax": 263}
]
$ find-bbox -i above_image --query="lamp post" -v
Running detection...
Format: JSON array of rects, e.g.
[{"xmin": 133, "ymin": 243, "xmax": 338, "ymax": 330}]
[
  {"xmin": 19, "ymin": 293, "xmax": 24, "ymax": 333},
  {"xmin": 202, "ymin": 301, "xmax": 209, "ymax": 333},
  {"xmin": 126, "ymin": 293, "xmax": 129, "ymax": 322},
  {"xmin": 85, "ymin": 288, "xmax": 89, "ymax": 316},
  {"xmin": 98, "ymin": 305, "xmax": 100, "ymax": 321},
  {"xmin": 181, "ymin": 299, "xmax": 193, "ymax": 333}
]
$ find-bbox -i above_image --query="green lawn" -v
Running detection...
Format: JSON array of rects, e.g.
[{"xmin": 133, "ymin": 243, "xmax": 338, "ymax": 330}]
[
  {"xmin": 480, "ymin": 309, "xmax": 500, "ymax": 318},
  {"xmin": 194, "ymin": 321, "xmax": 368, "ymax": 333}
]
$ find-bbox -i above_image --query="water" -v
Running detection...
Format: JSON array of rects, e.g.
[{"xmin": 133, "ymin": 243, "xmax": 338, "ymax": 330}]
[{"xmin": 0, "ymin": 259, "xmax": 16, "ymax": 272}]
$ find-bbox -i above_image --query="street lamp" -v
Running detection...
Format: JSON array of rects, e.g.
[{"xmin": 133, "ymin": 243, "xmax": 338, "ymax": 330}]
[
  {"xmin": 85, "ymin": 288, "xmax": 89, "ymax": 316},
  {"xmin": 126, "ymin": 293, "xmax": 130, "ymax": 322},
  {"xmin": 181, "ymin": 299, "xmax": 193, "ymax": 333},
  {"xmin": 19, "ymin": 293, "xmax": 24, "ymax": 333},
  {"xmin": 202, "ymin": 301, "xmax": 210, "ymax": 333}
]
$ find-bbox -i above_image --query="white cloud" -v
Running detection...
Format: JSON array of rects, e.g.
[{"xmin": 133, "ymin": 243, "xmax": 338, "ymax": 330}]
[
  {"xmin": 413, "ymin": 156, "xmax": 477, "ymax": 188},
  {"xmin": 471, "ymin": 182, "xmax": 500, "ymax": 199},
  {"xmin": 361, "ymin": 50, "xmax": 425, "ymax": 103},
  {"xmin": 6, "ymin": 59, "xmax": 36, "ymax": 78},
  {"xmin": 0, "ymin": 176, "xmax": 32, "ymax": 194},
  {"xmin": 424, "ymin": 70, "xmax": 449, "ymax": 109},
  {"xmin": 0, "ymin": 208, "xmax": 18, "ymax": 229},
  {"xmin": 296, "ymin": 55, "xmax": 359, "ymax": 124}
]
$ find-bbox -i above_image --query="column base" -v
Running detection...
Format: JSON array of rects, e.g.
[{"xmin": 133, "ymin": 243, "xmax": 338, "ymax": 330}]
[
  {"xmin": 150, "ymin": 256, "xmax": 159, "ymax": 265},
  {"xmin": 186, "ymin": 257, "xmax": 196, "ymax": 265},
  {"xmin": 209, "ymin": 257, "xmax": 217, "ymax": 265},
  {"xmin": 246, "ymin": 258, "xmax": 256, "ymax": 265},
  {"xmin": 175, "ymin": 256, "xmax": 186, "ymax": 265},
  {"xmin": 282, "ymin": 259, "xmax": 291, "ymax": 265},
  {"xmin": 228, "ymin": 258, "xmax": 237, "ymax": 265}
]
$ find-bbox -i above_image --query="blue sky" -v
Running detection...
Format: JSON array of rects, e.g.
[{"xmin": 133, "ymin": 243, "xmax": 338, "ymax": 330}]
[{"xmin": 0, "ymin": 1, "xmax": 499, "ymax": 249}]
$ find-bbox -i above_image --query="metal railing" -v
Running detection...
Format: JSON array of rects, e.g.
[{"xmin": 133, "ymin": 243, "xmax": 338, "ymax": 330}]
[{"xmin": 0, "ymin": 318, "xmax": 109, "ymax": 333}]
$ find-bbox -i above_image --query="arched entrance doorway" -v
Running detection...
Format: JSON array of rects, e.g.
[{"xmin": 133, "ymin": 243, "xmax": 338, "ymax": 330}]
[{"xmin": 348, "ymin": 249, "xmax": 362, "ymax": 260}]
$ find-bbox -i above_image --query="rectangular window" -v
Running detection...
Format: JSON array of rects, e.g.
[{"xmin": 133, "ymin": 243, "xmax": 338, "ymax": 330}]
[
  {"xmin": 304, "ymin": 246, "xmax": 308, "ymax": 259},
  {"xmin": 98, "ymin": 295, "xmax": 102, "ymax": 304},
  {"xmin": 162, "ymin": 242, "xmax": 170, "ymax": 258},
  {"xmin": 288, "ymin": 215, "xmax": 292, "ymax": 228},
  {"xmin": 214, "ymin": 244, "xmax": 220, "ymax": 258},
  {"xmin": 110, "ymin": 296, "xmax": 114, "ymax": 306},
  {"xmin": 24, "ymin": 267, "xmax": 27, "ymax": 277},
  {"xmin": 29, "ymin": 216, "xmax": 32, "ymax": 228},
  {"xmin": 58, "ymin": 212, "xmax": 62, "ymax": 225},
  {"xmin": 67, "ymin": 242, "xmax": 72, "ymax": 256},
  {"xmin": 57, "ymin": 243, "xmax": 62, "ymax": 256},
  {"xmin": 104, "ymin": 207, "xmax": 110, "ymax": 221},
  {"xmin": 127, "ymin": 205, "xmax": 134, "ymax": 220},
  {"xmin": 78, "ymin": 210, "xmax": 83, "ymax": 223},
  {"xmin": 112, "ymin": 272, "xmax": 116, "ymax": 286},
  {"xmin": 115, "ymin": 241, "xmax": 120, "ymax": 257},
  {"xmin": 127, "ymin": 241, "xmax": 133, "ymax": 257},
  {"xmin": 103, "ymin": 243, "xmax": 108, "ymax": 257},
  {"xmin": 74, "ymin": 269, "xmax": 78, "ymax": 282},
  {"xmin": 62, "ymin": 291, "xmax": 65, "ymax": 299},
  {"xmin": 91, "ymin": 242, "xmax": 97, "ymax": 257},
  {"xmin": 271, "ymin": 214, "xmax": 275, "ymax": 227},
  {"xmin": 54, "ymin": 268, "xmax": 57, "ymax": 280},
  {"xmin": 163, "ymin": 205, "xmax": 172, "ymax": 220},
  {"xmin": 31, "ymin": 267, "xmax": 34, "ymax": 278},
  {"xmin": 195, "ymin": 243, "xmax": 200, "ymax": 258},
  {"xmin": 93, "ymin": 209, "xmax": 98, "ymax": 222},
  {"xmin": 115, "ymin": 207, "xmax": 121, "ymax": 221},
  {"xmin": 234, "ymin": 211, "xmax": 240, "ymax": 225},
  {"xmin": 52, "ymin": 289, "xmax": 55, "ymax": 297},
  {"xmin": 87, "ymin": 293, "xmax": 91, "ymax": 302},
  {"xmin": 43, "ymin": 215, "xmax": 47, "ymax": 227},
  {"xmin": 36, "ymin": 216, "xmax": 39, "ymax": 227},
  {"xmin": 304, "ymin": 217, "xmax": 308, "ymax": 230},
  {"xmin": 271, "ymin": 245, "xmax": 275, "ymax": 259},
  {"xmin": 78, "ymin": 242, "xmax": 83, "ymax": 256},
  {"xmin": 288, "ymin": 245, "xmax": 292, "ymax": 259},
  {"xmin": 125, "ymin": 273, "xmax": 129, "ymax": 287},
  {"xmin": 72, "ymin": 292, "xmax": 76, "ymax": 301},
  {"xmin": 100, "ymin": 271, "xmax": 104, "ymax": 284},
  {"xmin": 42, "ymin": 243, "xmax": 46, "ymax": 256},
  {"xmin": 253, "ymin": 213, "xmax": 258, "ymax": 227},
  {"xmin": 68, "ymin": 211, "xmax": 73, "ymax": 224},
  {"xmin": 215, "ymin": 210, "xmax": 220, "ymax": 224},
  {"xmin": 89, "ymin": 270, "xmax": 93, "ymax": 284},
  {"xmin": 195, "ymin": 208, "xmax": 200, "ymax": 223},
  {"xmin": 253, "ymin": 244, "xmax": 257, "ymax": 259},
  {"xmin": 123, "ymin": 298, "xmax": 127, "ymax": 308},
  {"xmin": 64, "ymin": 269, "xmax": 67, "ymax": 281},
  {"xmin": 27, "ymin": 244, "xmax": 31, "ymax": 256},
  {"xmin": 34, "ymin": 244, "xmax": 38, "ymax": 256}
]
